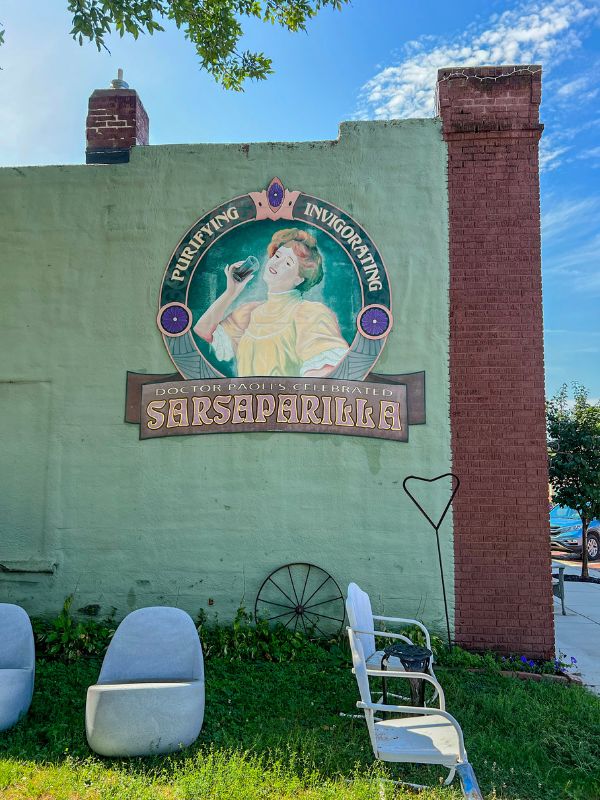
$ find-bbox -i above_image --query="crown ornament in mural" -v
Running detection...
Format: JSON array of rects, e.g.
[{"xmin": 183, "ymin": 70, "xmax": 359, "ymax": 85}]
[
  {"xmin": 249, "ymin": 177, "xmax": 299, "ymax": 219},
  {"xmin": 126, "ymin": 178, "xmax": 426, "ymax": 441}
]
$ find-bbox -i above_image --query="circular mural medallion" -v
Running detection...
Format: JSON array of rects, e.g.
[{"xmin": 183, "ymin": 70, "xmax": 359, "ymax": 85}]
[
  {"xmin": 157, "ymin": 303, "xmax": 192, "ymax": 337},
  {"xmin": 357, "ymin": 305, "xmax": 393, "ymax": 340},
  {"xmin": 158, "ymin": 180, "xmax": 392, "ymax": 382}
]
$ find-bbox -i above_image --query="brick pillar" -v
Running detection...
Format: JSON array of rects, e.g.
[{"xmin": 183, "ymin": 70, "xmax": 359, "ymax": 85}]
[
  {"xmin": 86, "ymin": 71, "xmax": 149, "ymax": 164},
  {"xmin": 437, "ymin": 66, "xmax": 554, "ymax": 659}
]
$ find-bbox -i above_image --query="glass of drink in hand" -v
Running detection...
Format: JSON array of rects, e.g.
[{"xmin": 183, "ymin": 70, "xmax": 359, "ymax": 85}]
[{"xmin": 232, "ymin": 255, "xmax": 259, "ymax": 283}]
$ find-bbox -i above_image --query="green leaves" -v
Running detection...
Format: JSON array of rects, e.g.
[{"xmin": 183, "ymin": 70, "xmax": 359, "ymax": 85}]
[
  {"xmin": 547, "ymin": 383, "xmax": 600, "ymax": 577},
  {"xmin": 547, "ymin": 383, "xmax": 600, "ymax": 520},
  {"xmin": 33, "ymin": 599, "xmax": 340, "ymax": 664},
  {"xmin": 33, "ymin": 595, "xmax": 115, "ymax": 661},
  {"xmin": 68, "ymin": 0, "xmax": 156, "ymax": 52},
  {"xmin": 197, "ymin": 605, "xmax": 334, "ymax": 662},
  {"xmin": 64, "ymin": 0, "xmax": 349, "ymax": 89}
]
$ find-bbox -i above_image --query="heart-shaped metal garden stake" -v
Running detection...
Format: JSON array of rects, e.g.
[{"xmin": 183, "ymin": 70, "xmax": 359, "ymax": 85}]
[{"xmin": 402, "ymin": 473, "xmax": 460, "ymax": 649}]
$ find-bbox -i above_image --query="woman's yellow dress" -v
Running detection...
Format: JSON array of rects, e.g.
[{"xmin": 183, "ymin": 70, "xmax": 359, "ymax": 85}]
[{"xmin": 213, "ymin": 290, "xmax": 349, "ymax": 376}]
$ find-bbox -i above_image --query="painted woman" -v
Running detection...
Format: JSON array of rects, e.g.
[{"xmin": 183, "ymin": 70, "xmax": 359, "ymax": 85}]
[{"xmin": 193, "ymin": 228, "xmax": 349, "ymax": 377}]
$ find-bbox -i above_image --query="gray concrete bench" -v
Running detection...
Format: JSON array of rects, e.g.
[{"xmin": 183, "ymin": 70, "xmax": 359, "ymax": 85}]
[
  {"xmin": 85, "ymin": 607, "xmax": 204, "ymax": 756},
  {"xmin": 0, "ymin": 604, "xmax": 35, "ymax": 731}
]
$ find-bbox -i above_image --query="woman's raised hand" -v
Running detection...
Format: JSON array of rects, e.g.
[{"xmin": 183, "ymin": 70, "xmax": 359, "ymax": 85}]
[
  {"xmin": 194, "ymin": 263, "xmax": 253, "ymax": 341},
  {"xmin": 225, "ymin": 262, "xmax": 254, "ymax": 297}
]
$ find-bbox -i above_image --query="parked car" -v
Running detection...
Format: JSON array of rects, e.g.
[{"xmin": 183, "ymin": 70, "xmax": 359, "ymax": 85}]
[{"xmin": 550, "ymin": 506, "xmax": 600, "ymax": 561}]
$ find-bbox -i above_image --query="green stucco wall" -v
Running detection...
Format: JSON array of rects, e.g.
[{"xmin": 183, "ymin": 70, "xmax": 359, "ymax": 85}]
[{"xmin": 0, "ymin": 119, "xmax": 452, "ymax": 631}]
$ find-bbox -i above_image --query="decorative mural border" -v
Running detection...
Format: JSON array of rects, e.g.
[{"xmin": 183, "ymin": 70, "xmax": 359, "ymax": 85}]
[{"xmin": 156, "ymin": 179, "xmax": 393, "ymax": 382}]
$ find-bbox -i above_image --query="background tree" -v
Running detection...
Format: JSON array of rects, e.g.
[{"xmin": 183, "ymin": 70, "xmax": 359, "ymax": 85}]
[
  {"xmin": 547, "ymin": 383, "xmax": 600, "ymax": 579},
  {"xmin": 58, "ymin": 1, "xmax": 349, "ymax": 90}
]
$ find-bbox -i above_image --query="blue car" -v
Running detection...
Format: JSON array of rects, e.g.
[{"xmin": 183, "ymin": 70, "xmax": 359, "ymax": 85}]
[{"xmin": 550, "ymin": 506, "xmax": 600, "ymax": 561}]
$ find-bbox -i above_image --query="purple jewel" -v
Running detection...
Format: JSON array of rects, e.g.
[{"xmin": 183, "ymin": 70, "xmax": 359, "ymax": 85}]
[
  {"xmin": 267, "ymin": 181, "xmax": 284, "ymax": 208},
  {"xmin": 360, "ymin": 306, "xmax": 390, "ymax": 338},
  {"xmin": 161, "ymin": 304, "xmax": 190, "ymax": 335}
]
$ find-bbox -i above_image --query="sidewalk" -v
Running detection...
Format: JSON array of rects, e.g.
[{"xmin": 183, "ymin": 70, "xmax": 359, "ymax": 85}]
[{"xmin": 553, "ymin": 558, "xmax": 600, "ymax": 695}]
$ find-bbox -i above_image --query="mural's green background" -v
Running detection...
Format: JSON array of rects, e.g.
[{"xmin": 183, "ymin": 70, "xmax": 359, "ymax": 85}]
[
  {"xmin": 0, "ymin": 120, "xmax": 452, "ymax": 632},
  {"xmin": 187, "ymin": 219, "xmax": 363, "ymax": 377}
]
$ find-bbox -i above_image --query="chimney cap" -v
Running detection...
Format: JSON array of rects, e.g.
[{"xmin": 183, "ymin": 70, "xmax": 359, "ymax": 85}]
[{"xmin": 110, "ymin": 68, "xmax": 129, "ymax": 90}]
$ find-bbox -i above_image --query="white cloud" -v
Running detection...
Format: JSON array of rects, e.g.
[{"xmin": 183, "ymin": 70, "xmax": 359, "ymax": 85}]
[
  {"xmin": 542, "ymin": 194, "xmax": 600, "ymax": 295},
  {"xmin": 545, "ymin": 329, "xmax": 600, "ymax": 334},
  {"xmin": 543, "ymin": 230, "xmax": 600, "ymax": 293},
  {"xmin": 356, "ymin": 0, "xmax": 600, "ymax": 121},
  {"xmin": 577, "ymin": 145, "xmax": 600, "ymax": 159},
  {"xmin": 541, "ymin": 196, "xmax": 600, "ymax": 239},
  {"xmin": 572, "ymin": 268, "xmax": 600, "ymax": 293},
  {"xmin": 556, "ymin": 75, "xmax": 591, "ymax": 96},
  {"xmin": 551, "ymin": 68, "xmax": 600, "ymax": 104},
  {"xmin": 540, "ymin": 139, "xmax": 571, "ymax": 171}
]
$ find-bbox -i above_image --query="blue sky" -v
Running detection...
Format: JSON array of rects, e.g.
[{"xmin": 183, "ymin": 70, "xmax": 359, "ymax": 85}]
[{"xmin": 1, "ymin": 0, "xmax": 599, "ymax": 398}]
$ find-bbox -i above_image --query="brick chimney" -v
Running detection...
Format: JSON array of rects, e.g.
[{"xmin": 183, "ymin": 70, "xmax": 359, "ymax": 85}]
[
  {"xmin": 437, "ymin": 66, "xmax": 553, "ymax": 659},
  {"xmin": 86, "ymin": 69, "xmax": 149, "ymax": 164}
]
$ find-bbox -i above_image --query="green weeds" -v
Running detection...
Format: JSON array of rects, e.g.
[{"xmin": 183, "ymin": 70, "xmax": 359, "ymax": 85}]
[
  {"xmin": 32, "ymin": 596, "xmax": 115, "ymax": 662},
  {"xmin": 30, "ymin": 602, "xmax": 574, "ymax": 679}
]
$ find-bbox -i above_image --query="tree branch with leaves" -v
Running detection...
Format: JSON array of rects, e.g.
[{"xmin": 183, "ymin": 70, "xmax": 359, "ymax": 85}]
[
  {"xmin": 63, "ymin": 0, "xmax": 348, "ymax": 90},
  {"xmin": 547, "ymin": 383, "xmax": 600, "ymax": 579}
]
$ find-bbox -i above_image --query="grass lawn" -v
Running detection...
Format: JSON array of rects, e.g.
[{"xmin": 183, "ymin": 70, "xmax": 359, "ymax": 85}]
[{"xmin": 1, "ymin": 651, "xmax": 599, "ymax": 800}]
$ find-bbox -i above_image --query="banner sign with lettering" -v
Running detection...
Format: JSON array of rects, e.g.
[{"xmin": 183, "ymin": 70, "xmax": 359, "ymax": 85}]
[
  {"xmin": 126, "ymin": 179, "xmax": 426, "ymax": 441},
  {"xmin": 140, "ymin": 378, "xmax": 407, "ymax": 441}
]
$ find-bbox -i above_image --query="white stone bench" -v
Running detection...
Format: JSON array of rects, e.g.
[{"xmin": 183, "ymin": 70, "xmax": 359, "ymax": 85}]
[
  {"xmin": 0, "ymin": 604, "xmax": 35, "ymax": 731},
  {"xmin": 86, "ymin": 607, "xmax": 204, "ymax": 756}
]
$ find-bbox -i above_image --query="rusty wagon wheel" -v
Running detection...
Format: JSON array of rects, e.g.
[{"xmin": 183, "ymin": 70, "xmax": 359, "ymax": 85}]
[{"xmin": 254, "ymin": 563, "xmax": 345, "ymax": 638}]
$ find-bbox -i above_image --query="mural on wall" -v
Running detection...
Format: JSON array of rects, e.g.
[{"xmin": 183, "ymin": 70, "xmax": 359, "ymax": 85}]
[
  {"xmin": 126, "ymin": 179, "xmax": 426, "ymax": 440},
  {"xmin": 157, "ymin": 178, "xmax": 392, "ymax": 381}
]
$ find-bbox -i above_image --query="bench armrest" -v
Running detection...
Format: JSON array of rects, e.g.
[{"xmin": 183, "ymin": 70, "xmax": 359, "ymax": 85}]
[
  {"xmin": 371, "ymin": 616, "xmax": 432, "ymax": 649},
  {"xmin": 364, "ymin": 667, "xmax": 444, "ymax": 706}
]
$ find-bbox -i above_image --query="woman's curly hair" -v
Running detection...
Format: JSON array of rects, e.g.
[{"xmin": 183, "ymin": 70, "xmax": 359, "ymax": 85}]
[{"xmin": 267, "ymin": 228, "xmax": 323, "ymax": 293}]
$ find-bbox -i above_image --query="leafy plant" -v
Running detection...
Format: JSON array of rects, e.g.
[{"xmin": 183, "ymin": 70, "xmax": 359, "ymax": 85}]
[
  {"xmin": 32, "ymin": 598, "xmax": 574, "ymax": 681},
  {"xmin": 33, "ymin": 596, "xmax": 115, "ymax": 661},
  {"xmin": 547, "ymin": 383, "xmax": 600, "ymax": 579},
  {"xmin": 393, "ymin": 626, "xmax": 575, "ymax": 677},
  {"xmin": 434, "ymin": 644, "xmax": 577, "ymax": 677},
  {"xmin": 437, "ymin": 645, "xmax": 501, "ymax": 672},
  {"xmin": 197, "ymin": 606, "xmax": 337, "ymax": 663}
]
